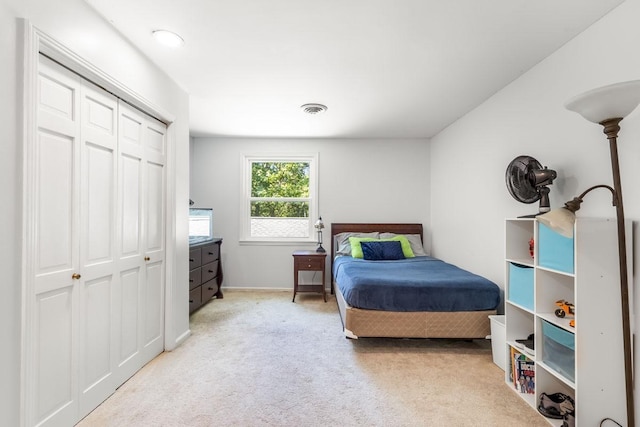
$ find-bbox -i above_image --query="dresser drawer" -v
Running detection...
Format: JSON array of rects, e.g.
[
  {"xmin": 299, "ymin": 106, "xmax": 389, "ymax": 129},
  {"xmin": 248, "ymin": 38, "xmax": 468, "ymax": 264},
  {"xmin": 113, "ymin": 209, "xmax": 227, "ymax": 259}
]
[
  {"xmin": 188, "ymin": 239, "xmax": 223, "ymax": 314},
  {"xmin": 189, "ymin": 248, "xmax": 202, "ymax": 270},
  {"xmin": 189, "ymin": 287, "xmax": 202, "ymax": 313},
  {"xmin": 202, "ymin": 282, "xmax": 218, "ymax": 302},
  {"xmin": 189, "ymin": 268, "xmax": 202, "ymax": 290},
  {"xmin": 296, "ymin": 257, "xmax": 324, "ymax": 270},
  {"xmin": 201, "ymin": 261, "xmax": 219, "ymax": 283},
  {"xmin": 201, "ymin": 243, "xmax": 219, "ymax": 264}
]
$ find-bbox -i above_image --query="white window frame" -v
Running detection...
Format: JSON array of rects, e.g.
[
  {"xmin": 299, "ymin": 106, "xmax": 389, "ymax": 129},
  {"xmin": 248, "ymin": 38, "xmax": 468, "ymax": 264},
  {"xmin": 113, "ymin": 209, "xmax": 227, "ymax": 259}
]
[{"xmin": 240, "ymin": 153, "xmax": 319, "ymax": 244}]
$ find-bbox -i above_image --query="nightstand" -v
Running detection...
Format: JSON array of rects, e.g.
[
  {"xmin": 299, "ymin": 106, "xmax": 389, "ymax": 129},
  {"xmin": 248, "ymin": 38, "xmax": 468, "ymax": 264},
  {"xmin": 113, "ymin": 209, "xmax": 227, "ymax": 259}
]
[{"xmin": 292, "ymin": 250, "xmax": 327, "ymax": 302}]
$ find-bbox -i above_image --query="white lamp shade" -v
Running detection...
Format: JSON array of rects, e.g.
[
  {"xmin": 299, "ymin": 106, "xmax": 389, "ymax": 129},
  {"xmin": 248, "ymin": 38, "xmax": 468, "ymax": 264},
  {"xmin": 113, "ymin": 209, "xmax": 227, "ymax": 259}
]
[
  {"xmin": 314, "ymin": 218, "xmax": 324, "ymax": 229},
  {"xmin": 537, "ymin": 208, "xmax": 576, "ymax": 238},
  {"xmin": 565, "ymin": 80, "xmax": 640, "ymax": 123}
]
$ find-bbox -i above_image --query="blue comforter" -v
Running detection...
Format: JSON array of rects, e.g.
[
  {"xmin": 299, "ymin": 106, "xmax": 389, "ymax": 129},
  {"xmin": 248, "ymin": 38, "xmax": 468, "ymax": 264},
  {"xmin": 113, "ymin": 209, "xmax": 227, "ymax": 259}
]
[{"xmin": 333, "ymin": 256, "xmax": 500, "ymax": 312}]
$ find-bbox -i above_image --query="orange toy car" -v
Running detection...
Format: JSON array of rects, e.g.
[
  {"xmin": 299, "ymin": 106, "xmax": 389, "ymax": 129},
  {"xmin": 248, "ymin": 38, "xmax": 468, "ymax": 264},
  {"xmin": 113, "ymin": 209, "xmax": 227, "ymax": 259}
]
[{"xmin": 555, "ymin": 300, "xmax": 576, "ymax": 327}]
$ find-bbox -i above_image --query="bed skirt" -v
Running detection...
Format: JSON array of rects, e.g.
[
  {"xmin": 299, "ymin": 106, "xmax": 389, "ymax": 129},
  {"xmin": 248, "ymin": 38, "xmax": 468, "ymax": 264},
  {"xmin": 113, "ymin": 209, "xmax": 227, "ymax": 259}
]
[{"xmin": 335, "ymin": 282, "xmax": 495, "ymax": 339}]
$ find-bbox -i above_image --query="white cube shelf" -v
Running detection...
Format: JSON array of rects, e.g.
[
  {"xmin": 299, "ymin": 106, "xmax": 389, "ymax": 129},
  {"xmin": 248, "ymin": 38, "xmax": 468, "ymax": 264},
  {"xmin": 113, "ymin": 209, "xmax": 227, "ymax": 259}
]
[{"xmin": 504, "ymin": 217, "xmax": 631, "ymax": 425}]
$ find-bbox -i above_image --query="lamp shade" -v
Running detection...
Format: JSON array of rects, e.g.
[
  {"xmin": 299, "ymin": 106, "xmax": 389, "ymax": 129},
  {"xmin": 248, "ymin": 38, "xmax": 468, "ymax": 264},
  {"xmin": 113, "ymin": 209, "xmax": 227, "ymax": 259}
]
[
  {"xmin": 565, "ymin": 80, "xmax": 640, "ymax": 123},
  {"xmin": 537, "ymin": 208, "xmax": 576, "ymax": 238},
  {"xmin": 314, "ymin": 217, "xmax": 324, "ymax": 229}
]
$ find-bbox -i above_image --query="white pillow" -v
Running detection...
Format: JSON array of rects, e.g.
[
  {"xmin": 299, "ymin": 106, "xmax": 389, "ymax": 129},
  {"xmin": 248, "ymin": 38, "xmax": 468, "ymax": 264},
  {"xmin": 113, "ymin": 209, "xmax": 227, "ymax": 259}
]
[
  {"xmin": 335, "ymin": 232, "xmax": 379, "ymax": 256},
  {"xmin": 379, "ymin": 233, "xmax": 427, "ymax": 256}
]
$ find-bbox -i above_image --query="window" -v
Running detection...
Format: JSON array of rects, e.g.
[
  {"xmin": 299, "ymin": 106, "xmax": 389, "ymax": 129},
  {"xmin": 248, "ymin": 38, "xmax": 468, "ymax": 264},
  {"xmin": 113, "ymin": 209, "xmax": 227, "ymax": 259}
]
[{"xmin": 241, "ymin": 153, "xmax": 318, "ymax": 243}]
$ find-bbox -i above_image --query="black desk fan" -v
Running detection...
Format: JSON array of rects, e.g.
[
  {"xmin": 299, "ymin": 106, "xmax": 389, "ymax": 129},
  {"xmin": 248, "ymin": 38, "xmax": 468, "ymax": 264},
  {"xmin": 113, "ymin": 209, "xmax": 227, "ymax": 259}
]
[{"xmin": 506, "ymin": 155, "xmax": 557, "ymax": 217}]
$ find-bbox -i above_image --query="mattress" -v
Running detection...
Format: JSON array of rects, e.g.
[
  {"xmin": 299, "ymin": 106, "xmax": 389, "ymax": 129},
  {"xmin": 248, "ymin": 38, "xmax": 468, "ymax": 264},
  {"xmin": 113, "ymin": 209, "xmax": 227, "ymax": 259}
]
[{"xmin": 333, "ymin": 256, "xmax": 500, "ymax": 312}]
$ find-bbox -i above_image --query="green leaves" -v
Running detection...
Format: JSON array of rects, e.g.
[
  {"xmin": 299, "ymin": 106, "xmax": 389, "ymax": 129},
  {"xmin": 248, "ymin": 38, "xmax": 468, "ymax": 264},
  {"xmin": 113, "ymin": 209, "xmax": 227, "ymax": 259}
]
[{"xmin": 251, "ymin": 162, "xmax": 310, "ymax": 217}]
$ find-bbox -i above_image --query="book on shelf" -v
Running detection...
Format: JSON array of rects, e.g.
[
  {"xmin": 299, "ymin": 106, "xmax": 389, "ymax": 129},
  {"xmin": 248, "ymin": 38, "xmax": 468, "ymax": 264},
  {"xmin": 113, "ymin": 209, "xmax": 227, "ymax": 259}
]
[{"xmin": 511, "ymin": 347, "xmax": 535, "ymax": 394}]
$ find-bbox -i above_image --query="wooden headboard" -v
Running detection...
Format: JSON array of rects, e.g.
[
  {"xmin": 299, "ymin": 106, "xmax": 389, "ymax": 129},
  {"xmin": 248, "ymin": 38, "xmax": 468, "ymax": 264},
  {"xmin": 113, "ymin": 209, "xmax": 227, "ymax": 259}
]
[{"xmin": 330, "ymin": 223, "xmax": 424, "ymax": 289}]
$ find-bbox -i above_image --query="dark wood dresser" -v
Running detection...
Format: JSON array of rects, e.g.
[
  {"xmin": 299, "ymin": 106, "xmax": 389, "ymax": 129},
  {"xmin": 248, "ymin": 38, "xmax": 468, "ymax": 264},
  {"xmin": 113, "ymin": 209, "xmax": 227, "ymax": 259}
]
[{"xmin": 189, "ymin": 238, "xmax": 223, "ymax": 313}]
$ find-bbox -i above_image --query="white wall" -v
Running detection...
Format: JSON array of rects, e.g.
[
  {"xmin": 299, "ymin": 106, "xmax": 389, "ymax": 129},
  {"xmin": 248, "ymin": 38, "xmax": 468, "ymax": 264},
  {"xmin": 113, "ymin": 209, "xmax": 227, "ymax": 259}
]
[
  {"xmin": 1, "ymin": 4, "xmax": 23, "ymax": 427},
  {"xmin": 431, "ymin": 0, "xmax": 640, "ymax": 283},
  {"xmin": 190, "ymin": 138, "xmax": 430, "ymax": 288},
  {"xmin": 430, "ymin": 0, "xmax": 640, "ymax": 415},
  {"xmin": 0, "ymin": 1, "xmax": 190, "ymax": 425}
]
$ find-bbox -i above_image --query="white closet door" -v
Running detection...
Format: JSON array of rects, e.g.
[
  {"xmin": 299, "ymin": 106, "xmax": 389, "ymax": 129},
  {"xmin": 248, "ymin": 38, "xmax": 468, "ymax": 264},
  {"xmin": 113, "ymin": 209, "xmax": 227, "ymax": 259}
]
[
  {"xmin": 115, "ymin": 102, "xmax": 166, "ymax": 381},
  {"xmin": 141, "ymin": 113, "xmax": 166, "ymax": 362},
  {"xmin": 114, "ymin": 102, "xmax": 146, "ymax": 384},
  {"xmin": 27, "ymin": 55, "xmax": 167, "ymax": 427},
  {"xmin": 78, "ymin": 80, "xmax": 119, "ymax": 417},
  {"xmin": 31, "ymin": 55, "xmax": 81, "ymax": 427}
]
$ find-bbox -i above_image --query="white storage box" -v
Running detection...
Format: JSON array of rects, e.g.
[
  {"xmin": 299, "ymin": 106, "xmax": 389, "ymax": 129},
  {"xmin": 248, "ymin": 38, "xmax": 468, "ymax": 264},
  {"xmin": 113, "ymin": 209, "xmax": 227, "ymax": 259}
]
[{"xmin": 489, "ymin": 315, "xmax": 506, "ymax": 371}]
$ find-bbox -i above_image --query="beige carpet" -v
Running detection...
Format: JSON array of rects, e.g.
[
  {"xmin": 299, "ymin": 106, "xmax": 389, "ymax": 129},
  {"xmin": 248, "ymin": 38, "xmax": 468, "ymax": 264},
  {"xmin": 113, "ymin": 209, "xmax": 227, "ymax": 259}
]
[{"xmin": 77, "ymin": 290, "xmax": 549, "ymax": 426}]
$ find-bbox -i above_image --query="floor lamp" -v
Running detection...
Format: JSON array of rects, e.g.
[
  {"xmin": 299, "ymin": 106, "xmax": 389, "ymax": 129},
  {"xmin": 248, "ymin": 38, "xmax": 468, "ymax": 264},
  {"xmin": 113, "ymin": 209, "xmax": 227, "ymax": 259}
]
[{"xmin": 538, "ymin": 80, "xmax": 640, "ymax": 427}]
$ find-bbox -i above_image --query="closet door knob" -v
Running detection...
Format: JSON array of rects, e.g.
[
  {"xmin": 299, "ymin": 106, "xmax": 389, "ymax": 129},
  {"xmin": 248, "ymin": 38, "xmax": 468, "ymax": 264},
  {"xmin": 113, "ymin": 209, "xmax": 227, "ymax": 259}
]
[
  {"xmin": 144, "ymin": 256, "xmax": 150, "ymax": 261},
  {"xmin": 72, "ymin": 273, "xmax": 81, "ymax": 280}
]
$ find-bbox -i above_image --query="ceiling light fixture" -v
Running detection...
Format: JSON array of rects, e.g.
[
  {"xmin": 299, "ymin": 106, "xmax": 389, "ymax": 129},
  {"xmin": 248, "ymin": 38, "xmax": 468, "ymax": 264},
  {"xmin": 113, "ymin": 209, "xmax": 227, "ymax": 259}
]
[
  {"xmin": 152, "ymin": 30, "xmax": 185, "ymax": 48},
  {"xmin": 301, "ymin": 103, "xmax": 328, "ymax": 114}
]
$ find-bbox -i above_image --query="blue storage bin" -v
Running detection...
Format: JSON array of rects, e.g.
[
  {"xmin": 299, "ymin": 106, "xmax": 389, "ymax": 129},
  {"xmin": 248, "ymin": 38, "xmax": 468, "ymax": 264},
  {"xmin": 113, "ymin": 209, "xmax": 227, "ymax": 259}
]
[
  {"xmin": 508, "ymin": 263, "xmax": 534, "ymax": 310},
  {"xmin": 542, "ymin": 320, "xmax": 575, "ymax": 382},
  {"xmin": 538, "ymin": 223, "xmax": 574, "ymax": 273}
]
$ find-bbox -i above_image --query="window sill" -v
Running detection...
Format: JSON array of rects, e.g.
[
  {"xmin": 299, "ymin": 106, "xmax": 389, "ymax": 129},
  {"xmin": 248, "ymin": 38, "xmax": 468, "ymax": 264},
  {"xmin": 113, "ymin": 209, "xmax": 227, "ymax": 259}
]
[{"xmin": 239, "ymin": 239, "xmax": 318, "ymax": 247}]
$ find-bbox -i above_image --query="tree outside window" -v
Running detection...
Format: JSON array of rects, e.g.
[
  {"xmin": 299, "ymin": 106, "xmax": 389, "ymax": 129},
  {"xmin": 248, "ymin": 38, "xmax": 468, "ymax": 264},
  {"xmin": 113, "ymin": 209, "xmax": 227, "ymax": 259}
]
[{"xmin": 242, "ymin": 154, "xmax": 318, "ymax": 242}]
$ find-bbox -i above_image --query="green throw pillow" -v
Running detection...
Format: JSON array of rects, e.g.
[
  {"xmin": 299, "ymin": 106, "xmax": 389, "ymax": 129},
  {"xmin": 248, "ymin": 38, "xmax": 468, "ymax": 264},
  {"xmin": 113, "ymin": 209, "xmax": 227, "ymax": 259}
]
[{"xmin": 349, "ymin": 235, "xmax": 415, "ymax": 259}]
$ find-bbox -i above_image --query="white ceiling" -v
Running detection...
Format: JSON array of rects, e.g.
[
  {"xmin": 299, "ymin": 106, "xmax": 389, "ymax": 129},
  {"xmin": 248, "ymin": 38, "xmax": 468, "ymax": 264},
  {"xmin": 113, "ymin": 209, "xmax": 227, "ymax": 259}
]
[{"xmin": 85, "ymin": 0, "xmax": 624, "ymax": 139}]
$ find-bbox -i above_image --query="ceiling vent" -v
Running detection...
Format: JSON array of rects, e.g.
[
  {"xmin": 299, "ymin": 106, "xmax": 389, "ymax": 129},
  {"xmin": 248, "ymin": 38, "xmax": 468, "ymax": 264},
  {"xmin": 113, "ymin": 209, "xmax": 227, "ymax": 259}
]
[{"xmin": 301, "ymin": 103, "xmax": 328, "ymax": 114}]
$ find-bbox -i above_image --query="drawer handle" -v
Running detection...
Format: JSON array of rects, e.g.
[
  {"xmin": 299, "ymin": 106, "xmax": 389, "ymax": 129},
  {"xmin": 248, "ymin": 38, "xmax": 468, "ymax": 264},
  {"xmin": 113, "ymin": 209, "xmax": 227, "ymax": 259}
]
[
  {"xmin": 189, "ymin": 279, "xmax": 194, "ymax": 283},
  {"xmin": 307, "ymin": 264, "xmax": 312, "ymax": 268},
  {"xmin": 208, "ymin": 252, "xmax": 214, "ymax": 255},
  {"xmin": 208, "ymin": 287, "xmax": 214, "ymax": 290},
  {"xmin": 189, "ymin": 258, "xmax": 195, "ymax": 262},
  {"xmin": 189, "ymin": 299, "xmax": 194, "ymax": 303},
  {"xmin": 208, "ymin": 269, "xmax": 214, "ymax": 273}
]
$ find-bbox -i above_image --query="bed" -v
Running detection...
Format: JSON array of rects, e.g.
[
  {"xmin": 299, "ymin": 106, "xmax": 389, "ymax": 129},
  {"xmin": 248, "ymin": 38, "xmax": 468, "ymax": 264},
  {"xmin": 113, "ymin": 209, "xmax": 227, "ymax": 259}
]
[{"xmin": 331, "ymin": 223, "xmax": 500, "ymax": 339}]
